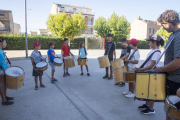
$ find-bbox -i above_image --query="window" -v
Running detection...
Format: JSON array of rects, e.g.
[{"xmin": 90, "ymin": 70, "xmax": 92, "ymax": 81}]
[
  {"xmin": 87, "ymin": 28, "xmax": 92, "ymax": 34},
  {"xmin": 149, "ymin": 28, "xmax": 151, "ymax": 34},
  {"xmin": 88, "ymin": 19, "xmax": 92, "ymax": 25},
  {"xmin": 0, "ymin": 14, "xmax": 4, "ymax": 16},
  {"xmin": 152, "ymin": 28, "xmax": 155, "ymax": 34}
]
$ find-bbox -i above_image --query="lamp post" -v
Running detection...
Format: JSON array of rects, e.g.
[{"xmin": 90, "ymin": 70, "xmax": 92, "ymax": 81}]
[{"xmin": 25, "ymin": 0, "xmax": 28, "ymax": 58}]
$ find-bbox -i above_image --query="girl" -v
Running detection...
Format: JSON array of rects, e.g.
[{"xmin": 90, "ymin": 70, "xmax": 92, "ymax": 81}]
[
  {"xmin": 78, "ymin": 42, "xmax": 90, "ymax": 76},
  {"xmin": 0, "ymin": 37, "xmax": 14, "ymax": 105},
  {"xmin": 135, "ymin": 34, "xmax": 164, "ymax": 115}
]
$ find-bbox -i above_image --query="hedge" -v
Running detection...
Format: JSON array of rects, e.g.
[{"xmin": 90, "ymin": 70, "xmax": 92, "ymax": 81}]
[{"xmin": 0, "ymin": 35, "xmax": 150, "ymax": 50}]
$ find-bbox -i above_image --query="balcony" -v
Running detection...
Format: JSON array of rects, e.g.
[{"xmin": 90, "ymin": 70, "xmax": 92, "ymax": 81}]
[
  {"xmin": 0, "ymin": 27, "xmax": 11, "ymax": 31},
  {"xmin": 59, "ymin": 8, "xmax": 94, "ymax": 15}
]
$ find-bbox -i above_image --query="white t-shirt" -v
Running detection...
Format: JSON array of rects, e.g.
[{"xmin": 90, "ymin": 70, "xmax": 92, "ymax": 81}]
[
  {"xmin": 144, "ymin": 49, "xmax": 161, "ymax": 68},
  {"xmin": 127, "ymin": 49, "xmax": 140, "ymax": 70}
]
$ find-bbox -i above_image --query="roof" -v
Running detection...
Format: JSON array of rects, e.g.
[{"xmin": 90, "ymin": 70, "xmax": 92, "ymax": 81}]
[
  {"xmin": 55, "ymin": 3, "xmax": 92, "ymax": 10},
  {"xmin": 0, "ymin": 9, "xmax": 12, "ymax": 12},
  {"xmin": 39, "ymin": 29, "xmax": 49, "ymax": 32},
  {"xmin": 137, "ymin": 18, "xmax": 158, "ymax": 25},
  {"xmin": 30, "ymin": 31, "xmax": 37, "ymax": 33}
]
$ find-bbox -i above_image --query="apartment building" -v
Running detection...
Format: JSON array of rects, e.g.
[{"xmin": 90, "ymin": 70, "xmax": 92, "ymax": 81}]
[
  {"xmin": 130, "ymin": 17, "xmax": 161, "ymax": 40},
  {"xmin": 50, "ymin": 3, "xmax": 94, "ymax": 36}
]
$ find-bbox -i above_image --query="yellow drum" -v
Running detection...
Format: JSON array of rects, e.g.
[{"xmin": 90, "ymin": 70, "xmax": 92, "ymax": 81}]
[
  {"xmin": 78, "ymin": 58, "xmax": 87, "ymax": 65},
  {"xmin": 135, "ymin": 72, "xmax": 166, "ymax": 102},
  {"xmin": 64, "ymin": 56, "xmax": 75, "ymax": 68},
  {"xmin": 111, "ymin": 59, "xmax": 124, "ymax": 68},
  {"xmin": 5, "ymin": 66, "xmax": 24, "ymax": 90},
  {"xmin": 164, "ymin": 95, "xmax": 180, "ymax": 120},
  {"xmin": 97, "ymin": 55, "xmax": 110, "ymax": 68},
  {"xmin": 113, "ymin": 67, "xmax": 127, "ymax": 84}
]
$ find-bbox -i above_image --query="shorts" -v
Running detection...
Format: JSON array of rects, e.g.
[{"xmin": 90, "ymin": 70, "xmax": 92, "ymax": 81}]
[
  {"xmin": 0, "ymin": 69, "xmax": 5, "ymax": 75},
  {"xmin": 166, "ymin": 79, "xmax": 180, "ymax": 95},
  {"xmin": 49, "ymin": 62, "xmax": 55, "ymax": 70},
  {"xmin": 32, "ymin": 69, "xmax": 43, "ymax": 77}
]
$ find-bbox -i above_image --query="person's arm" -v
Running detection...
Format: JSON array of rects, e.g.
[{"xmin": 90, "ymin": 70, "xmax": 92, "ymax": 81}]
[
  {"xmin": 120, "ymin": 53, "xmax": 130, "ymax": 60},
  {"xmin": 78, "ymin": 51, "xmax": 80, "ymax": 58},
  {"xmin": 31, "ymin": 57, "xmax": 36, "ymax": 71},
  {"xmin": 61, "ymin": 50, "xmax": 64, "ymax": 57},
  {"xmin": 48, "ymin": 55, "xmax": 51, "ymax": 66},
  {"xmin": 125, "ymin": 59, "xmax": 139, "ymax": 64},
  {"xmin": 113, "ymin": 50, "xmax": 116, "ymax": 60},
  {"xmin": 177, "ymin": 88, "xmax": 180, "ymax": 98},
  {"xmin": 70, "ymin": 51, "xmax": 74, "ymax": 57},
  {"xmin": 136, "ymin": 60, "xmax": 156, "ymax": 71}
]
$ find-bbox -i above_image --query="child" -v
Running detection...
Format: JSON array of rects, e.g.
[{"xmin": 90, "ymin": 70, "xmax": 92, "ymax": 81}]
[
  {"xmin": 135, "ymin": 34, "xmax": 164, "ymax": 114},
  {"xmin": 123, "ymin": 39, "xmax": 140, "ymax": 98},
  {"xmin": 61, "ymin": 38, "xmax": 74, "ymax": 77},
  {"xmin": 0, "ymin": 37, "xmax": 14, "ymax": 105},
  {"xmin": 103, "ymin": 34, "xmax": 116, "ymax": 80},
  {"xmin": 119, "ymin": 38, "xmax": 131, "ymax": 86},
  {"xmin": 48, "ymin": 41, "xmax": 58, "ymax": 84},
  {"xmin": 31, "ymin": 42, "xmax": 46, "ymax": 90},
  {"xmin": 78, "ymin": 42, "xmax": 90, "ymax": 76}
]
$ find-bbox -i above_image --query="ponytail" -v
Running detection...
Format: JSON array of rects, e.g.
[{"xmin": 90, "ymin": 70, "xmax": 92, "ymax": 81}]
[{"xmin": 152, "ymin": 38, "xmax": 164, "ymax": 47}]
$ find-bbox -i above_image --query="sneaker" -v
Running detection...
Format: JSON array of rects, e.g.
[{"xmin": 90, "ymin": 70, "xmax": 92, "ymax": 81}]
[
  {"xmin": 81, "ymin": 73, "xmax": 83, "ymax": 76},
  {"xmin": 40, "ymin": 84, "xmax": 46, "ymax": 88},
  {"xmin": 123, "ymin": 91, "xmax": 130, "ymax": 95},
  {"xmin": 125, "ymin": 92, "xmax": 135, "ymax": 98},
  {"xmin": 6, "ymin": 96, "xmax": 14, "ymax": 100},
  {"xmin": 87, "ymin": 73, "xmax": 90, "ymax": 76},
  {"xmin": 138, "ymin": 104, "xmax": 149, "ymax": 110},
  {"xmin": 119, "ymin": 83, "xmax": 125, "ymax": 87},
  {"xmin": 63, "ymin": 73, "xmax": 66, "ymax": 77},
  {"xmin": 53, "ymin": 78, "xmax": 58, "ymax": 81},
  {"xmin": 141, "ymin": 108, "xmax": 155, "ymax": 115},
  {"xmin": 103, "ymin": 75, "xmax": 108, "ymax": 79},
  {"xmin": 51, "ymin": 80, "xmax": 55, "ymax": 84},
  {"xmin": 108, "ymin": 75, "xmax": 113, "ymax": 80},
  {"xmin": 2, "ymin": 100, "xmax": 14, "ymax": 105},
  {"xmin": 114, "ymin": 83, "xmax": 120, "ymax": 85},
  {"xmin": 35, "ymin": 86, "xmax": 38, "ymax": 90},
  {"xmin": 66, "ymin": 72, "xmax": 70, "ymax": 76}
]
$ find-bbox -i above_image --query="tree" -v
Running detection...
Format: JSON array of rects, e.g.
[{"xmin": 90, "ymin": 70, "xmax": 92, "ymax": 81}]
[
  {"xmin": 94, "ymin": 12, "xmax": 131, "ymax": 42},
  {"xmin": 46, "ymin": 12, "xmax": 86, "ymax": 40},
  {"xmin": 156, "ymin": 27, "xmax": 171, "ymax": 43}
]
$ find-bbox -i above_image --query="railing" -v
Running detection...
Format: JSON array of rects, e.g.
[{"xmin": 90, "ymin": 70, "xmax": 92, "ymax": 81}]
[
  {"xmin": 59, "ymin": 8, "xmax": 94, "ymax": 15},
  {"xmin": 0, "ymin": 27, "xmax": 11, "ymax": 31}
]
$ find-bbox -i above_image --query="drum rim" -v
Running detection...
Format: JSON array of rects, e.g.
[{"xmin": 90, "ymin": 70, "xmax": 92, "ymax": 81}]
[
  {"xmin": 36, "ymin": 61, "xmax": 48, "ymax": 68},
  {"xmin": 135, "ymin": 96, "xmax": 165, "ymax": 101},
  {"xmin": 135, "ymin": 71, "xmax": 166, "ymax": 74},
  {"xmin": 5, "ymin": 66, "xmax": 25, "ymax": 77},
  {"xmin": 97, "ymin": 55, "xmax": 108, "ymax": 59},
  {"xmin": 164, "ymin": 102, "xmax": 180, "ymax": 120},
  {"xmin": 53, "ymin": 58, "xmax": 63, "ymax": 64}
]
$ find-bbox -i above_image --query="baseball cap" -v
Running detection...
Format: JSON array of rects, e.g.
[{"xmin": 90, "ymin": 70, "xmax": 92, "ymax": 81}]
[
  {"xmin": 107, "ymin": 34, "xmax": 112, "ymax": 37},
  {"xmin": 128, "ymin": 39, "xmax": 138, "ymax": 45},
  {"xmin": 64, "ymin": 38, "xmax": 68, "ymax": 41},
  {"xmin": 145, "ymin": 34, "xmax": 162, "ymax": 41},
  {"xmin": 33, "ymin": 42, "xmax": 41, "ymax": 47}
]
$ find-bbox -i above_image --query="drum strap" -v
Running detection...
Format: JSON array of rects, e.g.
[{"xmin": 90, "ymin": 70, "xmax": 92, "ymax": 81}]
[
  {"xmin": 124, "ymin": 49, "xmax": 138, "ymax": 66},
  {"xmin": 107, "ymin": 42, "xmax": 113, "ymax": 55},
  {"xmin": 140, "ymin": 50, "xmax": 161, "ymax": 68}
]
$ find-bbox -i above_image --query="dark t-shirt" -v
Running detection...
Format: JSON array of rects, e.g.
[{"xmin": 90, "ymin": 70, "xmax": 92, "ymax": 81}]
[
  {"xmin": 104, "ymin": 42, "xmax": 115, "ymax": 60},
  {"xmin": 120, "ymin": 46, "xmax": 131, "ymax": 58}
]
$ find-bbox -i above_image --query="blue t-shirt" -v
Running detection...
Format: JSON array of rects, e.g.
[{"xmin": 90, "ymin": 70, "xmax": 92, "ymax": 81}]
[
  {"xmin": 0, "ymin": 49, "xmax": 9, "ymax": 70},
  {"xmin": 79, "ymin": 48, "xmax": 87, "ymax": 58},
  {"xmin": 48, "ymin": 49, "xmax": 55, "ymax": 63}
]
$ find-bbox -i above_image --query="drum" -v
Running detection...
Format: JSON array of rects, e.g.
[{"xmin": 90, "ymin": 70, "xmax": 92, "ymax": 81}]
[
  {"xmin": 36, "ymin": 61, "xmax": 48, "ymax": 71},
  {"xmin": 164, "ymin": 95, "xmax": 180, "ymax": 120},
  {"xmin": 64, "ymin": 56, "xmax": 75, "ymax": 68},
  {"xmin": 113, "ymin": 66, "xmax": 127, "ymax": 84},
  {"xmin": 78, "ymin": 58, "xmax": 87, "ymax": 65},
  {"xmin": 5, "ymin": 66, "xmax": 24, "ymax": 90},
  {"xmin": 97, "ymin": 55, "xmax": 110, "ymax": 68},
  {"xmin": 111, "ymin": 59, "xmax": 124, "ymax": 68},
  {"xmin": 53, "ymin": 58, "xmax": 63, "ymax": 66},
  {"xmin": 135, "ymin": 72, "xmax": 166, "ymax": 102},
  {"xmin": 124, "ymin": 71, "xmax": 136, "ymax": 83}
]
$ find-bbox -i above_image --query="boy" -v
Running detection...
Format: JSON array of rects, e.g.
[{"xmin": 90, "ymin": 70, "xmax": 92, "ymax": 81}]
[
  {"xmin": 103, "ymin": 34, "xmax": 116, "ymax": 80},
  {"xmin": 119, "ymin": 38, "xmax": 131, "ymax": 86},
  {"xmin": 123, "ymin": 39, "xmax": 140, "ymax": 97},
  {"xmin": 31, "ymin": 42, "xmax": 46, "ymax": 90},
  {"xmin": 61, "ymin": 38, "xmax": 74, "ymax": 77},
  {"xmin": 48, "ymin": 41, "xmax": 58, "ymax": 84}
]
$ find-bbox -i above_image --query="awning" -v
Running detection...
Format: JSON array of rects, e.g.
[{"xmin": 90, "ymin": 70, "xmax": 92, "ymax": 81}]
[{"xmin": 0, "ymin": 21, "xmax": 3, "ymax": 27}]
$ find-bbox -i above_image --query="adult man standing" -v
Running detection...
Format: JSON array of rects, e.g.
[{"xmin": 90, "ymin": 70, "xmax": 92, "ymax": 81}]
[{"xmin": 154, "ymin": 10, "xmax": 180, "ymax": 120}]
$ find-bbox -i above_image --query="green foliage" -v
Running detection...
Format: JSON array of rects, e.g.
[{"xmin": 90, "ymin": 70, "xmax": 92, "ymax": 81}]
[
  {"xmin": 46, "ymin": 12, "xmax": 86, "ymax": 40},
  {"xmin": 156, "ymin": 27, "xmax": 171, "ymax": 43},
  {"xmin": 0, "ymin": 34, "xmax": 85, "ymax": 50},
  {"xmin": 94, "ymin": 12, "xmax": 131, "ymax": 42}
]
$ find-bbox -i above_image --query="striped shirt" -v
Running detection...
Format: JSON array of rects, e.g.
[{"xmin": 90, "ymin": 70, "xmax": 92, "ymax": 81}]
[{"xmin": 165, "ymin": 29, "xmax": 180, "ymax": 83}]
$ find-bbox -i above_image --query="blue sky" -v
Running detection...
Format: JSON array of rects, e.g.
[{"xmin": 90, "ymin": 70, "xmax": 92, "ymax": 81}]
[{"xmin": 1, "ymin": 0, "xmax": 180, "ymax": 33}]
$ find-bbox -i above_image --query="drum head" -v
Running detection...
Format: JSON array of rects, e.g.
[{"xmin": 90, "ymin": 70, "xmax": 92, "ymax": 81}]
[
  {"xmin": 36, "ymin": 62, "xmax": 47, "ymax": 68},
  {"xmin": 54, "ymin": 58, "xmax": 63, "ymax": 64},
  {"xmin": 168, "ymin": 95, "xmax": 180, "ymax": 104},
  {"xmin": 64, "ymin": 56, "xmax": 72, "ymax": 59},
  {"xmin": 5, "ymin": 67, "xmax": 24, "ymax": 76}
]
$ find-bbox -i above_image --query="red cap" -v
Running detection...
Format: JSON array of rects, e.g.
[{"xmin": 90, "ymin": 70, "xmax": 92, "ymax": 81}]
[
  {"xmin": 33, "ymin": 42, "xmax": 41, "ymax": 47},
  {"xmin": 128, "ymin": 39, "xmax": 138, "ymax": 45}
]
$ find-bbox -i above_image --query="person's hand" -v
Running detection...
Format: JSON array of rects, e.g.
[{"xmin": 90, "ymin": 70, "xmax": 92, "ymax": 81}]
[
  {"xmin": 134, "ymin": 67, "xmax": 139, "ymax": 71},
  {"xmin": 124, "ymin": 59, "xmax": 128, "ymax": 62},
  {"xmin": 33, "ymin": 67, "xmax": 37, "ymax": 71},
  {"xmin": 58, "ymin": 57, "xmax": 61, "ymax": 58},
  {"xmin": 114, "ymin": 57, "xmax": 116, "ymax": 60},
  {"xmin": 49, "ymin": 62, "xmax": 52, "ymax": 67},
  {"xmin": 177, "ymin": 88, "xmax": 180, "ymax": 98},
  {"xmin": 153, "ymin": 67, "xmax": 161, "ymax": 72}
]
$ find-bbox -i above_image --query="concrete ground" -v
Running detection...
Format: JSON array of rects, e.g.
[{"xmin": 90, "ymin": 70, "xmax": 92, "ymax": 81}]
[{"xmin": 0, "ymin": 49, "xmax": 166, "ymax": 120}]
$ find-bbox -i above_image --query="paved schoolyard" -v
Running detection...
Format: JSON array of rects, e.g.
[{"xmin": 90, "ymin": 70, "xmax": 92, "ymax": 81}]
[{"xmin": 0, "ymin": 49, "xmax": 166, "ymax": 120}]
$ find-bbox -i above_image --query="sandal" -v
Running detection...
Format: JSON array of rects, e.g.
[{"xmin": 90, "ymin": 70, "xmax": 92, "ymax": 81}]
[
  {"xmin": 6, "ymin": 96, "xmax": 14, "ymax": 100},
  {"xmin": 2, "ymin": 100, "xmax": 14, "ymax": 105}
]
